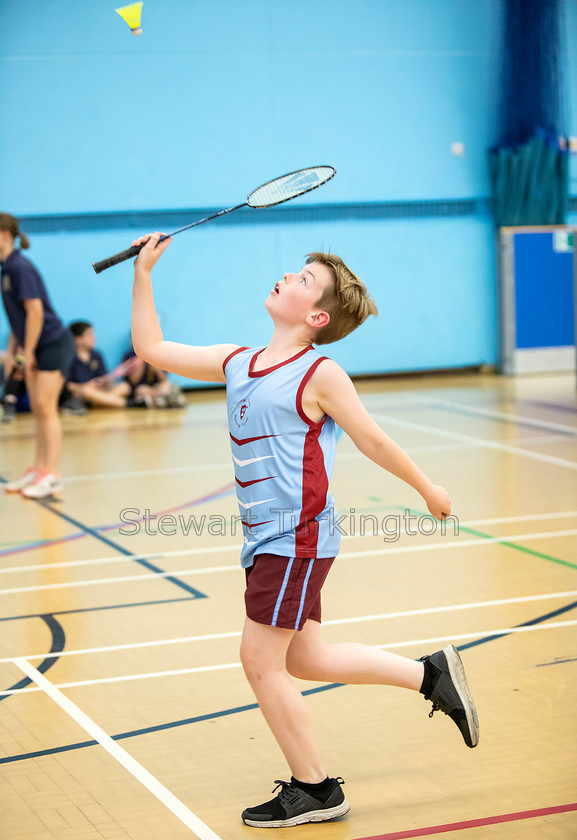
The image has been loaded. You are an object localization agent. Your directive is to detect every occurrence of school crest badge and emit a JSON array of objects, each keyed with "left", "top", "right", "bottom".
[{"left": 233, "top": 397, "right": 251, "bottom": 428}]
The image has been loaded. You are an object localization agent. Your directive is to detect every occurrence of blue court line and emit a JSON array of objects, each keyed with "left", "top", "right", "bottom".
[
  {"left": 0, "top": 683, "right": 341, "bottom": 765},
  {"left": 536, "top": 657, "right": 577, "bottom": 667},
  {"left": 0, "top": 475, "right": 207, "bottom": 599},
  {"left": 0, "top": 482, "right": 235, "bottom": 559},
  {"left": 0, "top": 614, "right": 65, "bottom": 704},
  {"left": 0, "top": 475, "right": 208, "bottom": 708},
  {"left": 2, "top": 597, "right": 575, "bottom": 765},
  {"left": 35, "top": 500, "right": 208, "bottom": 599},
  {"left": 457, "top": 598, "right": 577, "bottom": 651},
  {"left": 0, "top": 595, "right": 198, "bottom": 623}
]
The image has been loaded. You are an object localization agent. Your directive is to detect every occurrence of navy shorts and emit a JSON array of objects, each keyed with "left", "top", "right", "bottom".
[
  {"left": 35, "top": 329, "right": 75, "bottom": 377},
  {"left": 245, "top": 553, "right": 335, "bottom": 631}
]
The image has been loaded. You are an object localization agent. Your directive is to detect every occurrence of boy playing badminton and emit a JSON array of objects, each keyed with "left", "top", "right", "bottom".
[{"left": 131, "top": 232, "right": 479, "bottom": 829}]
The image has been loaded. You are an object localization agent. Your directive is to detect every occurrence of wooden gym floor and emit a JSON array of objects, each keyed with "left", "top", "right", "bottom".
[{"left": 0, "top": 370, "right": 576, "bottom": 840}]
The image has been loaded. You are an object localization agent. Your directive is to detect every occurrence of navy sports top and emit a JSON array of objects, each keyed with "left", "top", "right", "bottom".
[
  {"left": 68, "top": 349, "right": 107, "bottom": 383},
  {"left": 1, "top": 250, "right": 64, "bottom": 348}
]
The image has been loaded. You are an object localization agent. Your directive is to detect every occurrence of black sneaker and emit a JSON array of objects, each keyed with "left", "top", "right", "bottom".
[
  {"left": 1, "top": 400, "right": 17, "bottom": 423},
  {"left": 242, "top": 778, "right": 349, "bottom": 828},
  {"left": 61, "top": 396, "right": 87, "bottom": 416},
  {"left": 421, "top": 644, "right": 479, "bottom": 748},
  {"left": 126, "top": 394, "right": 153, "bottom": 409}
]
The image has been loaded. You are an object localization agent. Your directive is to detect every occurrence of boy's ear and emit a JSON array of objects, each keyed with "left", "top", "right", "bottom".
[{"left": 306, "top": 310, "right": 330, "bottom": 330}]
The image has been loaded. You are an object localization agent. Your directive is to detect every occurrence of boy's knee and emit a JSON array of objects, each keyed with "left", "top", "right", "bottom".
[
  {"left": 240, "top": 633, "right": 285, "bottom": 682},
  {"left": 239, "top": 637, "right": 260, "bottom": 677}
]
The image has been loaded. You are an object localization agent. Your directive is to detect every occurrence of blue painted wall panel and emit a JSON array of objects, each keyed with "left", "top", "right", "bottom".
[
  {"left": 0, "top": 0, "right": 498, "bottom": 213},
  {"left": 0, "top": 213, "right": 497, "bottom": 383},
  {"left": 1, "top": 0, "right": 575, "bottom": 381}
]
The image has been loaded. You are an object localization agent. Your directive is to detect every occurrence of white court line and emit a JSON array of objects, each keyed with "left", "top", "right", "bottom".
[
  {"left": 5, "top": 620, "right": 576, "bottom": 697},
  {"left": 373, "top": 413, "right": 577, "bottom": 471},
  {"left": 3, "top": 511, "right": 576, "bottom": 577},
  {"left": 412, "top": 394, "right": 577, "bottom": 436},
  {"left": 0, "top": 544, "right": 241, "bottom": 575},
  {"left": 0, "top": 564, "right": 237, "bottom": 594},
  {"left": 3, "top": 589, "right": 576, "bottom": 665},
  {"left": 63, "top": 462, "right": 232, "bottom": 483},
  {"left": 461, "top": 510, "right": 577, "bottom": 528},
  {"left": 58, "top": 442, "right": 470, "bottom": 484},
  {"left": 58, "top": 433, "right": 572, "bottom": 485},
  {"left": 13, "top": 658, "right": 223, "bottom": 840},
  {"left": 2, "top": 528, "right": 576, "bottom": 595}
]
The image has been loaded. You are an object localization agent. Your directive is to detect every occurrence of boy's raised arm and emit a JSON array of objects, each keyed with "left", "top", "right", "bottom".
[
  {"left": 130, "top": 232, "right": 239, "bottom": 383},
  {"left": 312, "top": 360, "right": 451, "bottom": 520}
]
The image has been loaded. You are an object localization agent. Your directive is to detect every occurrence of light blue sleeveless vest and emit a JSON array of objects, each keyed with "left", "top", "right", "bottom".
[{"left": 224, "top": 345, "right": 340, "bottom": 568}]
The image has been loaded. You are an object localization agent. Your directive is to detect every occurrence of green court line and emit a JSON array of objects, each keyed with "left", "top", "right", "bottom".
[{"left": 394, "top": 505, "right": 577, "bottom": 571}]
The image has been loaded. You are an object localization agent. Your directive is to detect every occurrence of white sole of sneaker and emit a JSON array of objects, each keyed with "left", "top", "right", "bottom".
[
  {"left": 242, "top": 798, "right": 350, "bottom": 828},
  {"left": 444, "top": 644, "right": 480, "bottom": 748},
  {"left": 4, "top": 475, "right": 38, "bottom": 493},
  {"left": 22, "top": 483, "right": 63, "bottom": 499}
]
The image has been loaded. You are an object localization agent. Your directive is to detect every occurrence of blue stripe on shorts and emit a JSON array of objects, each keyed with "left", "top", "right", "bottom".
[
  {"left": 294, "top": 558, "right": 314, "bottom": 629},
  {"left": 271, "top": 557, "right": 294, "bottom": 627}
]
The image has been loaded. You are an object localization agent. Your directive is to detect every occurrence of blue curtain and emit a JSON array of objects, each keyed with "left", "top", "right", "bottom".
[{"left": 489, "top": 0, "right": 568, "bottom": 227}]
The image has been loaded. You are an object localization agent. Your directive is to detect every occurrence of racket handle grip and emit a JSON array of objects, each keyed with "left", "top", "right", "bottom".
[{"left": 92, "top": 244, "right": 142, "bottom": 274}]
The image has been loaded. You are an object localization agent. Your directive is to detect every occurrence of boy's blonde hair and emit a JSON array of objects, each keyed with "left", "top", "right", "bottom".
[{"left": 307, "top": 252, "right": 378, "bottom": 345}]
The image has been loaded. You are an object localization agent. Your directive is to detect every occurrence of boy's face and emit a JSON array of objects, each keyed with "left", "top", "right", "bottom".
[
  {"left": 76, "top": 327, "right": 96, "bottom": 350},
  {"left": 266, "top": 261, "right": 332, "bottom": 331}
]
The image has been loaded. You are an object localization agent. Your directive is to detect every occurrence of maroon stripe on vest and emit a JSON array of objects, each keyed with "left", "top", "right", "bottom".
[
  {"left": 295, "top": 356, "right": 329, "bottom": 427},
  {"left": 295, "top": 422, "right": 328, "bottom": 557},
  {"left": 248, "top": 345, "right": 313, "bottom": 378},
  {"left": 222, "top": 346, "right": 249, "bottom": 375},
  {"left": 230, "top": 432, "right": 279, "bottom": 446},
  {"left": 236, "top": 476, "right": 278, "bottom": 488},
  {"left": 294, "top": 356, "right": 330, "bottom": 557}
]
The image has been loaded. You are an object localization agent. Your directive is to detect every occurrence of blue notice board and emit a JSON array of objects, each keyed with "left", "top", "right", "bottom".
[
  {"left": 499, "top": 228, "right": 576, "bottom": 374},
  {"left": 514, "top": 231, "right": 574, "bottom": 348}
]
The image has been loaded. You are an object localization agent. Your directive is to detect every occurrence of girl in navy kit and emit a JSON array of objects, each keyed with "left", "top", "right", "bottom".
[
  {"left": 130, "top": 232, "right": 479, "bottom": 829},
  {"left": 0, "top": 214, "right": 74, "bottom": 499}
]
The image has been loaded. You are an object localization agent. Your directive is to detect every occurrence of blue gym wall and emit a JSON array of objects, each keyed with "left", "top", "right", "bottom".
[{"left": 0, "top": 0, "right": 575, "bottom": 383}]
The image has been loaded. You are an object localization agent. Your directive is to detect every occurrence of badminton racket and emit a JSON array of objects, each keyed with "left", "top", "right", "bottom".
[
  {"left": 109, "top": 355, "right": 141, "bottom": 379},
  {"left": 92, "top": 166, "right": 336, "bottom": 273}
]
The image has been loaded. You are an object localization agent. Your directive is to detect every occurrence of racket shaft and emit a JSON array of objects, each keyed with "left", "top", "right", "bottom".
[
  {"left": 92, "top": 244, "right": 142, "bottom": 274},
  {"left": 93, "top": 204, "right": 246, "bottom": 273},
  {"left": 162, "top": 203, "right": 246, "bottom": 239}
]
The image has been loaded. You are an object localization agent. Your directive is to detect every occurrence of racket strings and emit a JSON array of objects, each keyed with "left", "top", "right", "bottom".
[{"left": 248, "top": 166, "right": 335, "bottom": 208}]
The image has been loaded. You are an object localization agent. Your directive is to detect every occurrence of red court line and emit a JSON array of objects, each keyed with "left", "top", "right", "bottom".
[{"left": 354, "top": 802, "right": 577, "bottom": 840}]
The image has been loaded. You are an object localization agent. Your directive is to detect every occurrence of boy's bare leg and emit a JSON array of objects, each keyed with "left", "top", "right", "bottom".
[
  {"left": 240, "top": 617, "right": 327, "bottom": 783},
  {"left": 286, "top": 619, "right": 424, "bottom": 690}
]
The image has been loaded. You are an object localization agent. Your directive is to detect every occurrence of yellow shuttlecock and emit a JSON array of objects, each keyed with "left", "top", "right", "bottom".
[{"left": 115, "top": 2, "right": 143, "bottom": 36}]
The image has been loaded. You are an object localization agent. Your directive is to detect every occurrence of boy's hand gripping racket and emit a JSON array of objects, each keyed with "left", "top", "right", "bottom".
[{"left": 92, "top": 165, "right": 336, "bottom": 273}]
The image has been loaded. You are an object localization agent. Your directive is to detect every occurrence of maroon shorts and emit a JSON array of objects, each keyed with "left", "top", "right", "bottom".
[{"left": 244, "top": 553, "right": 335, "bottom": 631}]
